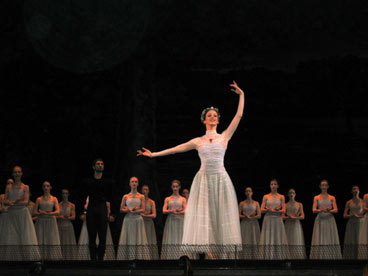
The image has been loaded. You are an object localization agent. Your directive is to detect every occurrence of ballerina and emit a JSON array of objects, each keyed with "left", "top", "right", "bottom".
[
  {"left": 310, "top": 180, "right": 342, "bottom": 259},
  {"left": 343, "top": 185, "right": 364, "bottom": 259},
  {"left": 34, "top": 181, "right": 62, "bottom": 260},
  {"left": 57, "top": 189, "right": 77, "bottom": 260},
  {"left": 358, "top": 192, "right": 368, "bottom": 259},
  {"left": 238, "top": 187, "right": 261, "bottom": 259},
  {"left": 283, "top": 188, "right": 306, "bottom": 259},
  {"left": 141, "top": 185, "right": 159, "bottom": 259},
  {"left": 161, "top": 180, "right": 187, "bottom": 260},
  {"left": 138, "top": 81, "right": 244, "bottom": 256},
  {"left": 0, "top": 166, "right": 39, "bottom": 261},
  {"left": 117, "top": 176, "right": 149, "bottom": 260}
]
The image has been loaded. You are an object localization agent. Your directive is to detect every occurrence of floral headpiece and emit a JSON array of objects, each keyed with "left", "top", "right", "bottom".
[{"left": 200, "top": 106, "right": 220, "bottom": 123}]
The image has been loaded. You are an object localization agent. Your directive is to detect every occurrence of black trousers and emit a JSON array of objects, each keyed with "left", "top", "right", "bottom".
[{"left": 86, "top": 202, "right": 108, "bottom": 261}]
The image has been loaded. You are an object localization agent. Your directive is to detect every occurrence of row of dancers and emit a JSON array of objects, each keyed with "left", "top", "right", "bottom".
[{"left": 0, "top": 166, "right": 367, "bottom": 260}]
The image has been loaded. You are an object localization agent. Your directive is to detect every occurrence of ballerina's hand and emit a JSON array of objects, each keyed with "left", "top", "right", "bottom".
[
  {"left": 230, "top": 80, "right": 244, "bottom": 95},
  {"left": 137, "top": 147, "right": 152, "bottom": 157}
]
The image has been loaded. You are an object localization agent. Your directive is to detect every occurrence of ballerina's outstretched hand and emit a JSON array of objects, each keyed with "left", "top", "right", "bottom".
[
  {"left": 137, "top": 147, "right": 152, "bottom": 157},
  {"left": 230, "top": 80, "right": 244, "bottom": 95}
]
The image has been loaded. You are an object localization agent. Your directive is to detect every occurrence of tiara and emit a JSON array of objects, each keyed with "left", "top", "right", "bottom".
[{"left": 200, "top": 106, "right": 220, "bottom": 122}]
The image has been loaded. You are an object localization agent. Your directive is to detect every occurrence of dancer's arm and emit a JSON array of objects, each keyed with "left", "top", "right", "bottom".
[
  {"left": 363, "top": 194, "right": 368, "bottom": 213},
  {"left": 69, "top": 203, "right": 76, "bottom": 220},
  {"left": 162, "top": 197, "right": 172, "bottom": 214},
  {"left": 238, "top": 202, "right": 245, "bottom": 218},
  {"left": 137, "top": 139, "right": 197, "bottom": 158},
  {"left": 329, "top": 196, "right": 338, "bottom": 213},
  {"left": 48, "top": 197, "right": 60, "bottom": 216},
  {"left": 223, "top": 81, "right": 245, "bottom": 140},
  {"left": 261, "top": 196, "right": 268, "bottom": 213},
  {"left": 142, "top": 200, "right": 156, "bottom": 218},
  {"left": 343, "top": 201, "right": 351, "bottom": 219},
  {"left": 120, "top": 195, "right": 130, "bottom": 213}
]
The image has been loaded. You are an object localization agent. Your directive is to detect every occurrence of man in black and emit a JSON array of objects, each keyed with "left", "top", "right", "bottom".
[{"left": 82, "top": 158, "right": 117, "bottom": 261}]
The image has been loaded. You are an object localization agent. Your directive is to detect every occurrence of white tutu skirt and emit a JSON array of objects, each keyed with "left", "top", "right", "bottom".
[
  {"left": 0, "top": 207, "right": 40, "bottom": 261},
  {"left": 259, "top": 214, "right": 289, "bottom": 260},
  {"left": 284, "top": 219, "right": 306, "bottom": 259},
  {"left": 358, "top": 214, "right": 368, "bottom": 259},
  {"left": 117, "top": 213, "right": 150, "bottom": 260},
  {"left": 238, "top": 218, "right": 260, "bottom": 259},
  {"left": 310, "top": 213, "right": 342, "bottom": 259},
  {"left": 35, "top": 215, "right": 62, "bottom": 260},
  {"left": 57, "top": 219, "right": 77, "bottom": 260},
  {"left": 161, "top": 215, "right": 184, "bottom": 260},
  {"left": 144, "top": 218, "right": 159, "bottom": 259},
  {"left": 77, "top": 221, "right": 115, "bottom": 260},
  {"left": 182, "top": 171, "right": 241, "bottom": 254}
]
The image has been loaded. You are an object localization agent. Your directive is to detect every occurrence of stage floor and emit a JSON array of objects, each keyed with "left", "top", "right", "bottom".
[{"left": 1, "top": 260, "right": 366, "bottom": 276}]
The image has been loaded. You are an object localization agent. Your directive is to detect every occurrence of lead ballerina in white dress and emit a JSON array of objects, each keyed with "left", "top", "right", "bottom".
[
  {"left": 238, "top": 187, "right": 261, "bottom": 259},
  {"left": 138, "top": 81, "right": 244, "bottom": 257},
  {"left": 283, "top": 188, "right": 306, "bottom": 259},
  {"left": 310, "top": 180, "right": 342, "bottom": 259}
]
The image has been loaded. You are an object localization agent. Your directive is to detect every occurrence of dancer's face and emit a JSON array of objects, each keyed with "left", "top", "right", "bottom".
[
  {"left": 6, "top": 178, "right": 14, "bottom": 185},
  {"left": 270, "top": 180, "right": 278, "bottom": 191},
  {"left": 61, "top": 189, "right": 69, "bottom": 200},
  {"left": 93, "top": 161, "right": 104, "bottom": 173},
  {"left": 245, "top": 187, "right": 253, "bottom": 198},
  {"left": 203, "top": 110, "right": 219, "bottom": 126},
  {"left": 182, "top": 189, "right": 189, "bottom": 199},
  {"left": 320, "top": 181, "right": 329, "bottom": 192},
  {"left": 12, "top": 166, "right": 23, "bottom": 180},
  {"left": 129, "top": 177, "right": 139, "bottom": 189},
  {"left": 352, "top": 186, "right": 359, "bottom": 197},
  {"left": 288, "top": 189, "right": 296, "bottom": 199},
  {"left": 42, "top": 181, "right": 52, "bottom": 193},
  {"left": 142, "top": 185, "right": 149, "bottom": 196},
  {"left": 171, "top": 182, "right": 180, "bottom": 193}
]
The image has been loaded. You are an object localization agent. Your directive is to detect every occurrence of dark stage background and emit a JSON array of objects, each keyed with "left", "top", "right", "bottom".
[{"left": 1, "top": 0, "right": 368, "bottom": 247}]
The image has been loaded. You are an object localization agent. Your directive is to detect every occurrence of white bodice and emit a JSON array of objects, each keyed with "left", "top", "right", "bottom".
[
  {"left": 349, "top": 200, "right": 363, "bottom": 216},
  {"left": 8, "top": 185, "right": 26, "bottom": 202},
  {"left": 145, "top": 200, "right": 152, "bottom": 212},
  {"left": 198, "top": 144, "right": 226, "bottom": 174},
  {"left": 168, "top": 197, "right": 183, "bottom": 210},
  {"left": 318, "top": 199, "right": 332, "bottom": 209},
  {"left": 242, "top": 202, "right": 257, "bottom": 216},
  {"left": 126, "top": 197, "right": 141, "bottom": 209},
  {"left": 286, "top": 203, "right": 300, "bottom": 216},
  {"left": 39, "top": 199, "right": 54, "bottom": 212},
  {"left": 60, "top": 203, "right": 72, "bottom": 216},
  {"left": 266, "top": 197, "right": 281, "bottom": 209}
]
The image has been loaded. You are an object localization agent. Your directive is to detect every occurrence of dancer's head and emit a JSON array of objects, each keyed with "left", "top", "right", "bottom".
[
  {"left": 171, "top": 179, "right": 181, "bottom": 193},
  {"left": 6, "top": 178, "right": 14, "bottom": 186},
  {"left": 129, "top": 176, "right": 139, "bottom": 189},
  {"left": 92, "top": 158, "right": 104, "bottom": 173},
  {"left": 245, "top": 187, "right": 253, "bottom": 199},
  {"left": 42, "top": 181, "right": 52, "bottom": 193},
  {"left": 61, "top": 189, "right": 70, "bottom": 201},
  {"left": 12, "top": 166, "right": 23, "bottom": 180},
  {"left": 270, "top": 179, "right": 279, "bottom": 192},
  {"left": 288, "top": 188, "right": 296, "bottom": 200},
  {"left": 201, "top": 107, "right": 220, "bottom": 127},
  {"left": 351, "top": 185, "right": 360, "bottom": 197},
  {"left": 319, "top": 179, "right": 329, "bottom": 192},
  {"left": 142, "top": 185, "right": 149, "bottom": 196},
  {"left": 182, "top": 188, "right": 189, "bottom": 199}
]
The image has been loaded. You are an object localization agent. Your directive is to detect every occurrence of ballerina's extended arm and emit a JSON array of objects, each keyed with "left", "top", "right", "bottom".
[
  {"left": 137, "top": 139, "right": 197, "bottom": 158},
  {"left": 223, "top": 81, "right": 245, "bottom": 140}
]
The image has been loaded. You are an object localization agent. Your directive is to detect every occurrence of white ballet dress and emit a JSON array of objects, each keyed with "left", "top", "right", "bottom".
[
  {"left": 343, "top": 200, "right": 363, "bottom": 259},
  {"left": 152, "top": 130, "right": 241, "bottom": 254},
  {"left": 239, "top": 202, "right": 260, "bottom": 259},
  {"left": 284, "top": 203, "right": 306, "bottom": 259}
]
